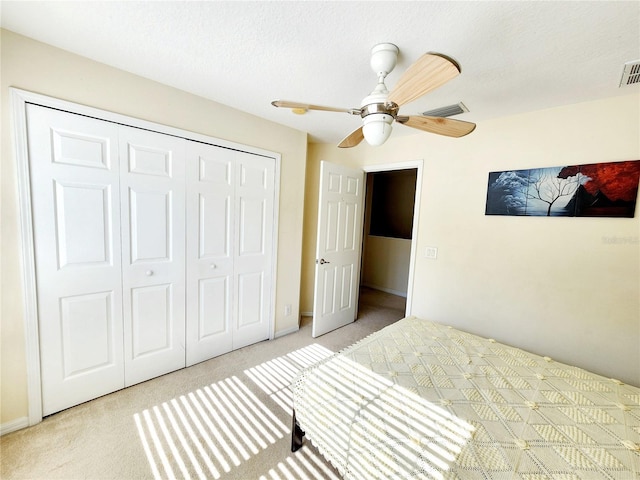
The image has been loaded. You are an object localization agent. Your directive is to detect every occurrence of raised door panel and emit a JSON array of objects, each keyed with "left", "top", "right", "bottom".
[
  {"left": 237, "top": 272, "right": 263, "bottom": 328},
  {"left": 339, "top": 264, "right": 355, "bottom": 311},
  {"left": 59, "top": 292, "right": 116, "bottom": 377},
  {"left": 26, "top": 104, "right": 125, "bottom": 415},
  {"left": 323, "top": 200, "right": 340, "bottom": 253},
  {"left": 342, "top": 200, "right": 359, "bottom": 251},
  {"left": 119, "top": 126, "right": 186, "bottom": 386},
  {"left": 232, "top": 155, "right": 275, "bottom": 350},
  {"left": 198, "top": 277, "right": 230, "bottom": 335},
  {"left": 131, "top": 284, "right": 173, "bottom": 357},
  {"left": 185, "top": 143, "right": 234, "bottom": 366},
  {"left": 320, "top": 267, "right": 336, "bottom": 316},
  {"left": 54, "top": 181, "right": 113, "bottom": 268},
  {"left": 129, "top": 189, "right": 171, "bottom": 262},
  {"left": 238, "top": 197, "right": 266, "bottom": 255},
  {"left": 199, "top": 192, "right": 231, "bottom": 258}
]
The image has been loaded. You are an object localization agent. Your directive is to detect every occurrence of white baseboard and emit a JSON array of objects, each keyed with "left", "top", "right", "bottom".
[
  {"left": 274, "top": 325, "right": 300, "bottom": 338},
  {"left": 299, "top": 311, "right": 313, "bottom": 318},
  {"left": 361, "top": 284, "right": 407, "bottom": 298},
  {"left": 1, "top": 416, "right": 29, "bottom": 436}
]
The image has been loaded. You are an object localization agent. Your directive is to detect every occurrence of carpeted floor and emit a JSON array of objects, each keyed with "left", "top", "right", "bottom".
[{"left": 1, "top": 288, "right": 405, "bottom": 479}]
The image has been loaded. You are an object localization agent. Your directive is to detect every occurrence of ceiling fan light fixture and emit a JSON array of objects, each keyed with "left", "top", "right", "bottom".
[
  {"left": 272, "top": 43, "right": 475, "bottom": 147},
  {"left": 362, "top": 113, "right": 393, "bottom": 146}
]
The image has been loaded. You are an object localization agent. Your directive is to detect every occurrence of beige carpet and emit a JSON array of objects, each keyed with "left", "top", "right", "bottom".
[{"left": 1, "top": 288, "right": 405, "bottom": 479}]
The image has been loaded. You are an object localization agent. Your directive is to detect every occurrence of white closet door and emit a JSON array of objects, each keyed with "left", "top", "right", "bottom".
[
  {"left": 185, "top": 142, "right": 234, "bottom": 366},
  {"left": 119, "top": 127, "right": 186, "bottom": 386},
  {"left": 26, "top": 105, "right": 125, "bottom": 415},
  {"left": 233, "top": 152, "right": 275, "bottom": 349}
]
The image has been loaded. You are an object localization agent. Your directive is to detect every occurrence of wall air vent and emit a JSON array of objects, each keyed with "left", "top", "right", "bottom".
[
  {"left": 620, "top": 60, "right": 640, "bottom": 87},
  {"left": 422, "top": 102, "right": 469, "bottom": 117}
]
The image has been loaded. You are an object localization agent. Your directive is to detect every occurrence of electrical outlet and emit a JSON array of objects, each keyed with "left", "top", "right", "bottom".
[
  {"left": 284, "top": 304, "right": 292, "bottom": 316},
  {"left": 425, "top": 246, "right": 438, "bottom": 259}
]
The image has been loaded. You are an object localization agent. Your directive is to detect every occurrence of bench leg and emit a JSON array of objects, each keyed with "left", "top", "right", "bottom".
[{"left": 291, "top": 409, "right": 305, "bottom": 452}]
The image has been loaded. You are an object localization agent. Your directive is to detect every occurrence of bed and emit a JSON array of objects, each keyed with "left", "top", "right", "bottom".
[{"left": 291, "top": 316, "right": 640, "bottom": 479}]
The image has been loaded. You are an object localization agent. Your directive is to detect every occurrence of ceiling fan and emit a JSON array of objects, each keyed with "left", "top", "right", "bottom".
[{"left": 271, "top": 43, "right": 476, "bottom": 148}]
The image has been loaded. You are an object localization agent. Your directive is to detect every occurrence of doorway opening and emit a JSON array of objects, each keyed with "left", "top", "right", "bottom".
[
  {"left": 359, "top": 167, "right": 418, "bottom": 319},
  {"left": 308, "top": 159, "right": 422, "bottom": 338}
]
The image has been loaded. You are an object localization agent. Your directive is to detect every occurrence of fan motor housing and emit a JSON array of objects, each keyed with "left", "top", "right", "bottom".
[
  {"left": 360, "top": 87, "right": 399, "bottom": 119},
  {"left": 360, "top": 102, "right": 399, "bottom": 119}
]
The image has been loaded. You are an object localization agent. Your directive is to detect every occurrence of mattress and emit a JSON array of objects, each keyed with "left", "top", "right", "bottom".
[{"left": 292, "top": 316, "right": 640, "bottom": 479}]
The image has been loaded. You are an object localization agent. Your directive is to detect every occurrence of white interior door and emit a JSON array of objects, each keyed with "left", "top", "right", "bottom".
[
  {"left": 312, "top": 161, "right": 365, "bottom": 337},
  {"left": 119, "top": 126, "right": 186, "bottom": 386},
  {"left": 232, "top": 152, "right": 275, "bottom": 349},
  {"left": 185, "top": 142, "right": 234, "bottom": 366},
  {"left": 27, "top": 105, "right": 126, "bottom": 415}
]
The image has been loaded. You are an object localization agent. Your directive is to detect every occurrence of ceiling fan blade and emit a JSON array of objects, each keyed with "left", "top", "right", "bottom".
[
  {"left": 387, "top": 53, "right": 460, "bottom": 107},
  {"left": 271, "top": 100, "right": 359, "bottom": 115},
  {"left": 338, "top": 126, "right": 364, "bottom": 148},
  {"left": 397, "top": 115, "right": 476, "bottom": 138}
]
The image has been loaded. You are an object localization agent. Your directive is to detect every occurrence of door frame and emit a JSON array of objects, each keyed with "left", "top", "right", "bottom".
[
  {"left": 362, "top": 160, "right": 423, "bottom": 317},
  {"left": 10, "top": 88, "right": 281, "bottom": 425}
]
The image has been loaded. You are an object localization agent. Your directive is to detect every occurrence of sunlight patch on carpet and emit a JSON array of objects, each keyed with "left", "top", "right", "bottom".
[
  {"left": 134, "top": 375, "right": 289, "bottom": 480},
  {"left": 245, "top": 343, "right": 335, "bottom": 413}
]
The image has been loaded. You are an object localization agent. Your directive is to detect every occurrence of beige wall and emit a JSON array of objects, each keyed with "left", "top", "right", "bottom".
[
  {"left": 362, "top": 236, "right": 411, "bottom": 296},
  {"left": 303, "top": 93, "right": 640, "bottom": 386},
  {"left": 0, "top": 30, "right": 307, "bottom": 425}
]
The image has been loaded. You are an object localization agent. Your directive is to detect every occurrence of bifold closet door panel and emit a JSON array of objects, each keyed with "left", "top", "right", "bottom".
[
  {"left": 26, "top": 105, "right": 126, "bottom": 415},
  {"left": 185, "top": 145, "right": 276, "bottom": 363},
  {"left": 185, "top": 142, "right": 234, "bottom": 366},
  {"left": 119, "top": 126, "right": 187, "bottom": 386},
  {"left": 232, "top": 152, "right": 275, "bottom": 350}
]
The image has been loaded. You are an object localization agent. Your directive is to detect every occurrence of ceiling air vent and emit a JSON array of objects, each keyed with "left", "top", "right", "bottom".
[
  {"left": 620, "top": 60, "right": 640, "bottom": 87},
  {"left": 422, "top": 102, "right": 469, "bottom": 117}
]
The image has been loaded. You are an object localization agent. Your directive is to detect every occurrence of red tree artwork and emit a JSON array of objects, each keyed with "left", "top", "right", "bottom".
[{"left": 559, "top": 161, "right": 640, "bottom": 202}]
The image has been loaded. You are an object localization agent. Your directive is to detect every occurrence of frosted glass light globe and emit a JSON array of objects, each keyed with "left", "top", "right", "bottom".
[{"left": 362, "top": 114, "right": 393, "bottom": 146}]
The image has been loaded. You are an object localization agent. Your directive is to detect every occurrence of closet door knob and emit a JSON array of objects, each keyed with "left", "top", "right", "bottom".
[
  {"left": 210, "top": 263, "right": 217, "bottom": 269},
  {"left": 145, "top": 270, "right": 154, "bottom": 276}
]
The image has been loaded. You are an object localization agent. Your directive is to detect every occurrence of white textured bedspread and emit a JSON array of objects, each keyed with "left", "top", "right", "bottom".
[{"left": 292, "top": 316, "right": 640, "bottom": 479}]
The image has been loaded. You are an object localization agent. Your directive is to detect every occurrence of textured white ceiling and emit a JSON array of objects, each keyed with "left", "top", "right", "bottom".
[{"left": 2, "top": 1, "right": 639, "bottom": 144}]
